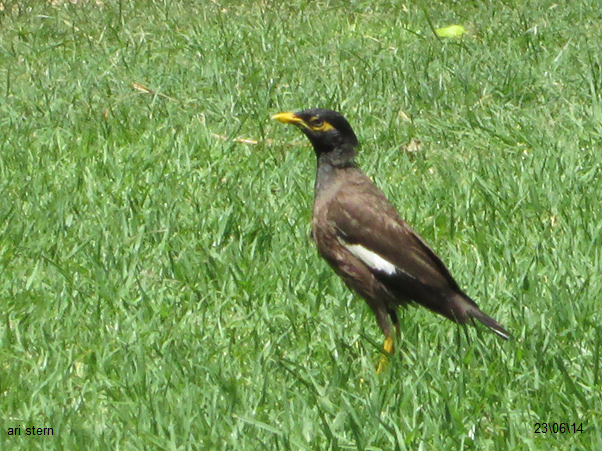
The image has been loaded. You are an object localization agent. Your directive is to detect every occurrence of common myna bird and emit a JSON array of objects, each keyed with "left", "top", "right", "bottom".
[{"left": 272, "top": 108, "right": 510, "bottom": 368}]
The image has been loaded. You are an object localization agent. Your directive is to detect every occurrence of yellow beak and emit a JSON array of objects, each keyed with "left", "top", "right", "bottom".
[{"left": 271, "top": 112, "right": 307, "bottom": 128}]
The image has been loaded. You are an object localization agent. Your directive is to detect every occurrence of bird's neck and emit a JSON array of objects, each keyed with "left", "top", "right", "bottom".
[
  {"left": 314, "top": 147, "right": 358, "bottom": 194},
  {"left": 317, "top": 145, "right": 357, "bottom": 169}
]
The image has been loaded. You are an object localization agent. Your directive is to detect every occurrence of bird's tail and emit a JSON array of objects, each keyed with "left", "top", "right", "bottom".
[{"left": 450, "top": 294, "right": 511, "bottom": 340}]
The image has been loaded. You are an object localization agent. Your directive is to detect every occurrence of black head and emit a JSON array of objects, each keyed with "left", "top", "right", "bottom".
[{"left": 272, "top": 108, "right": 359, "bottom": 159}]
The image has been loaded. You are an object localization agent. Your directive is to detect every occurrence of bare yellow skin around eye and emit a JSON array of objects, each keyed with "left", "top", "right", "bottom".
[
  {"left": 271, "top": 112, "right": 335, "bottom": 132},
  {"left": 308, "top": 116, "right": 335, "bottom": 132}
]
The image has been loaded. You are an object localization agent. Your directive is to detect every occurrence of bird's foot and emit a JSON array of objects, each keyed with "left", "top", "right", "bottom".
[{"left": 376, "top": 336, "right": 394, "bottom": 373}]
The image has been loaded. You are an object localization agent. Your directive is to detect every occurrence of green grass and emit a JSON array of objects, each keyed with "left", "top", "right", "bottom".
[{"left": 1, "top": 0, "right": 601, "bottom": 449}]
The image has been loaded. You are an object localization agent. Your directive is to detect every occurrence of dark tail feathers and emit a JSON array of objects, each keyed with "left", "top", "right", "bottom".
[
  {"left": 469, "top": 308, "right": 511, "bottom": 340},
  {"left": 451, "top": 294, "right": 511, "bottom": 340}
]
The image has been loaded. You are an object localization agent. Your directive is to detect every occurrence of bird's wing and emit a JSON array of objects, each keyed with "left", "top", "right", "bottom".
[{"left": 326, "top": 178, "right": 461, "bottom": 295}]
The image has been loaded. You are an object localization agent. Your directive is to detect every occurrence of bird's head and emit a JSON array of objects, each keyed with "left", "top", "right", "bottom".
[{"left": 272, "top": 108, "right": 359, "bottom": 161}]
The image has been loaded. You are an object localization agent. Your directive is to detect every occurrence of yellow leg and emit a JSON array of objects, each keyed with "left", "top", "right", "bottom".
[
  {"left": 383, "top": 335, "right": 395, "bottom": 354},
  {"left": 376, "top": 335, "right": 395, "bottom": 374}
]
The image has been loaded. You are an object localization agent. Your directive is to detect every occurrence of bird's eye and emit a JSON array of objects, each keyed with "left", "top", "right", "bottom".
[{"left": 310, "top": 119, "right": 324, "bottom": 128}]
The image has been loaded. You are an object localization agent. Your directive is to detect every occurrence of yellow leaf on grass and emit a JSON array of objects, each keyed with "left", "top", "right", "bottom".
[{"left": 435, "top": 25, "right": 466, "bottom": 38}]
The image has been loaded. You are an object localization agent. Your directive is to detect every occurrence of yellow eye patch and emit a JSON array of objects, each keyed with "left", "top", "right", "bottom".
[
  {"left": 308, "top": 116, "right": 335, "bottom": 132},
  {"left": 272, "top": 112, "right": 335, "bottom": 132}
]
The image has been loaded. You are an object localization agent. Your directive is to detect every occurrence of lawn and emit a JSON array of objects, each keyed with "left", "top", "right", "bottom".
[{"left": 0, "top": 0, "right": 601, "bottom": 449}]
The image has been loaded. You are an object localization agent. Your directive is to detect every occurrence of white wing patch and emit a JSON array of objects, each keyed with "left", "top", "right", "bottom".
[{"left": 338, "top": 237, "right": 397, "bottom": 275}]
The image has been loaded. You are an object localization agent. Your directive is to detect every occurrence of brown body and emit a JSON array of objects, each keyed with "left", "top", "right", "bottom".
[
  {"left": 272, "top": 108, "right": 509, "bottom": 362},
  {"left": 312, "top": 165, "right": 504, "bottom": 341}
]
